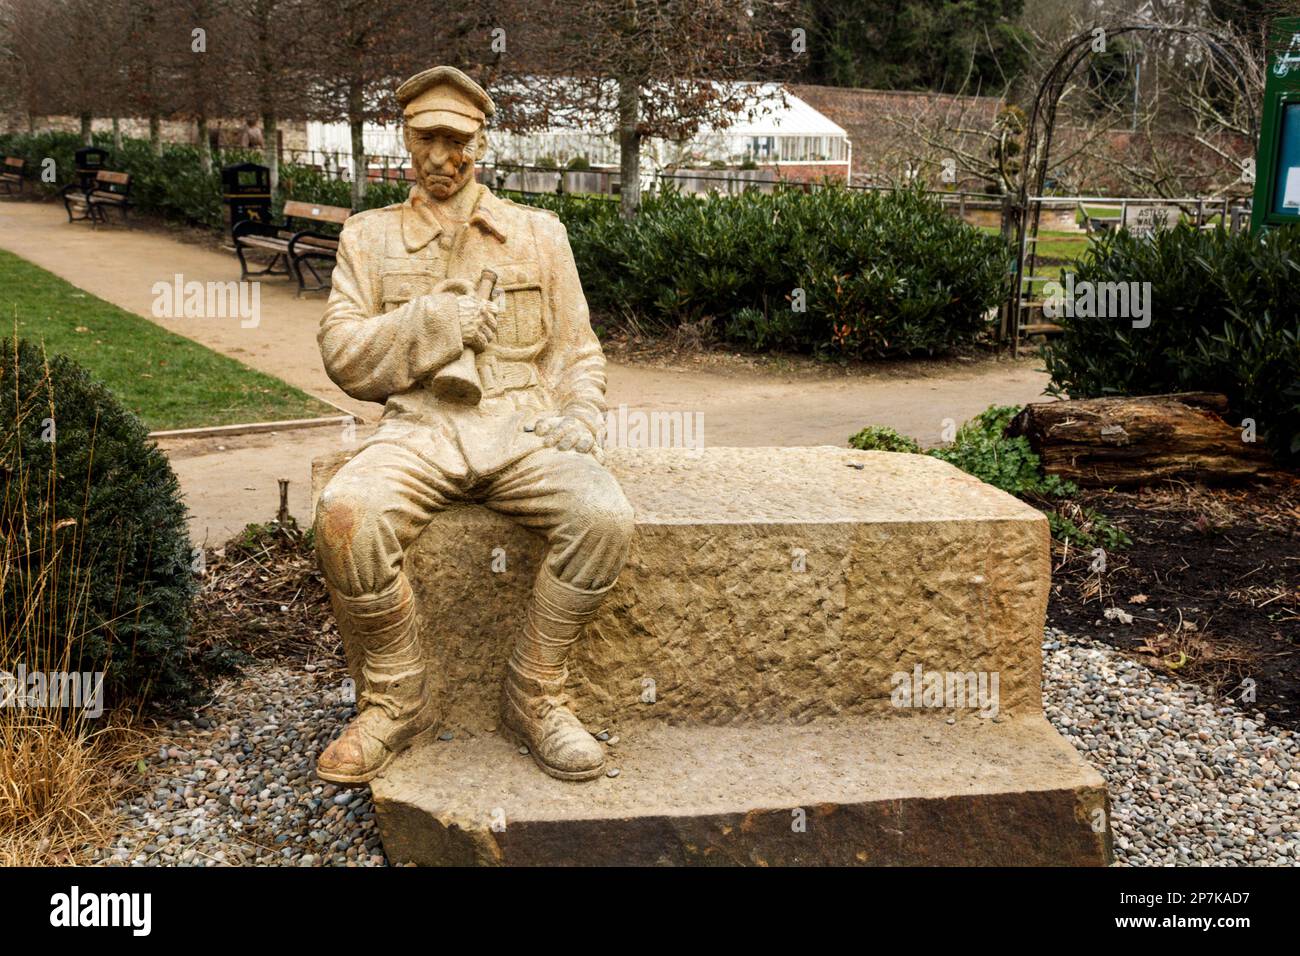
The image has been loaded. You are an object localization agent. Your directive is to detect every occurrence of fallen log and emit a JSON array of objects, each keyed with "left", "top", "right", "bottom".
[{"left": 1007, "top": 392, "right": 1273, "bottom": 487}]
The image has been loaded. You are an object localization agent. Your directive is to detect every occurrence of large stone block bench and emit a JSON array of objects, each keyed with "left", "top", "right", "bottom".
[{"left": 311, "top": 446, "right": 1111, "bottom": 866}]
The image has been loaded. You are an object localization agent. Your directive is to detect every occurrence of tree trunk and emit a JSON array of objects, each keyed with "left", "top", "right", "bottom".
[
  {"left": 350, "top": 115, "right": 367, "bottom": 209},
  {"left": 149, "top": 113, "right": 162, "bottom": 156},
  {"left": 197, "top": 114, "right": 212, "bottom": 173},
  {"left": 1008, "top": 393, "right": 1273, "bottom": 487},
  {"left": 80, "top": 112, "right": 92, "bottom": 146},
  {"left": 617, "top": 74, "right": 641, "bottom": 219},
  {"left": 1000, "top": 194, "right": 1018, "bottom": 243},
  {"left": 112, "top": 117, "right": 121, "bottom": 153},
  {"left": 263, "top": 110, "right": 279, "bottom": 198}
]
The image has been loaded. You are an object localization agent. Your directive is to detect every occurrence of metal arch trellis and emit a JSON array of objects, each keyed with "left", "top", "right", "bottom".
[{"left": 1006, "top": 21, "right": 1262, "bottom": 356}]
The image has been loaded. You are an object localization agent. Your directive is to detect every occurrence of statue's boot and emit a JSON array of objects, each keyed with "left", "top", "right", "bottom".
[
  {"left": 502, "top": 569, "right": 612, "bottom": 781},
  {"left": 317, "top": 577, "right": 435, "bottom": 785}
]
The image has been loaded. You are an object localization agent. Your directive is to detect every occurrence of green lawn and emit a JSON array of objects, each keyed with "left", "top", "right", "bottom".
[
  {"left": 1078, "top": 203, "right": 1121, "bottom": 222},
  {"left": 1027, "top": 231, "right": 1092, "bottom": 262},
  {"left": 0, "top": 249, "right": 335, "bottom": 430},
  {"left": 978, "top": 225, "right": 1094, "bottom": 261}
]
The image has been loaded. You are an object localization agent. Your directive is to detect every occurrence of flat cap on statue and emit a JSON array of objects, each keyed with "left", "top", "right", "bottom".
[{"left": 396, "top": 66, "right": 496, "bottom": 134}]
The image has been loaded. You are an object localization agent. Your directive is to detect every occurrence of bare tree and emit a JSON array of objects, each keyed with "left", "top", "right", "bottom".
[
  {"left": 887, "top": 25, "right": 1114, "bottom": 201},
  {"left": 303, "top": 0, "right": 498, "bottom": 208},
  {"left": 505, "top": 0, "right": 797, "bottom": 217},
  {"left": 167, "top": 0, "right": 232, "bottom": 172},
  {"left": 228, "top": 0, "right": 313, "bottom": 195},
  {"left": 21, "top": 0, "right": 120, "bottom": 143},
  {"left": 119, "top": 0, "right": 172, "bottom": 155},
  {"left": 1065, "top": 13, "right": 1265, "bottom": 197},
  {"left": 0, "top": 0, "right": 60, "bottom": 129}
]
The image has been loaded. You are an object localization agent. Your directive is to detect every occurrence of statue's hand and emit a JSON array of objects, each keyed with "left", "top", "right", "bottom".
[
  {"left": 527, "top": 415, "right": 602, "bottom": 459},
  {"left": 455, "top": 292, "right": 500, "bottom": 353}
]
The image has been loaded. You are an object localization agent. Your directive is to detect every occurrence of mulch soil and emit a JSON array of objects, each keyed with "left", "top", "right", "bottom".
[
  {"left": 189, "top": 521, "right": 339, "bottom": 668},
  {"left": 1048, "top": 477, "right": 1300, "bottom": 731}
]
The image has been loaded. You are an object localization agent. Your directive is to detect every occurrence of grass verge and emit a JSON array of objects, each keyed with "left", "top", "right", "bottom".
[{"left": 0, "top": 248, "right": 334, "bottom": 430}]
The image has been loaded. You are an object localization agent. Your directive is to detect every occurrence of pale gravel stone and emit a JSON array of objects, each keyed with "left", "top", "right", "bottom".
[
  {"left": 92, "top": 665, "right": 385, "bottom": 867},
  {"left": 1043, "top": 627, "right": 1300, "bottom": 867}
]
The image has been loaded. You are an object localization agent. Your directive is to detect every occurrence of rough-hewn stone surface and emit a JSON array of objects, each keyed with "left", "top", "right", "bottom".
[
  {"left": 373, "top": 715, "right": 1111, "bottom": 866},
  {"left": 312, "top": 446, "right": 1050, "bottom": 732}
]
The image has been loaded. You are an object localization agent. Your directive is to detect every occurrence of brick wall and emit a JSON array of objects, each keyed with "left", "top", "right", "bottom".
[{"left": 763, "top": 162, "right": 849, "bottom": 183}]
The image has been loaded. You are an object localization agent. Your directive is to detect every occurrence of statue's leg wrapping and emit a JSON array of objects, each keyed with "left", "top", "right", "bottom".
[
  {"left": 486, "top": 448, "right": 634, "bottom": 781},
  {"left": 314, "top": 442, "right": 453, "bottom": 783},
  {"left": 317, "top": 577, "right": 435, "bottom": 783},
  {"left": 502, "top": 570, "right": 617, "bottom": 780}
]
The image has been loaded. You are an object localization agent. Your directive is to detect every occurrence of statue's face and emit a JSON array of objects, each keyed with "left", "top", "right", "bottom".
[{"left": 407, "top": 127, "right": 476, "bottom": 200}]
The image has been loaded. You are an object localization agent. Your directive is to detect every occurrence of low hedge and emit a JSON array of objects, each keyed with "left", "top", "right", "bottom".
[
  {"left": 0, "top": 131, "right": 406, "bottom": 229},
  {"left": 1043, "top": 224, "right": 1300, "bottom": 462},
  {"left": 561, "top": 186, "right": 1010, "bottom": 358}
]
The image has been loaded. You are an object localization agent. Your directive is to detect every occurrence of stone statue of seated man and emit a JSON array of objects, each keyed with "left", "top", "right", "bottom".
[{"left": 313, "top": 65, "right": 633, "bottom": 785}]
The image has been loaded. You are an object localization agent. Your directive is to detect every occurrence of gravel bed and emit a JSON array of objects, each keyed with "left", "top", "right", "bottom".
[
  {"left": 94, "top": 631, "right": 1300, "bottom": 866},
  {"left": 1044, "top": 628, "right": 1299, "bottom": 866},
  {"left": 94, "top": 663, "right": 384, "bottom": 866}
]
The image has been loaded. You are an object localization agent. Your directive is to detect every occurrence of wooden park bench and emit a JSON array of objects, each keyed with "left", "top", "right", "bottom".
[
  {"left": 232, "top": 199, "right": 350, "bottom": 295},
  {"left": 0, "top": 157, "right": 25, "bottom": 195},
  {"left": 62, "top": 170, "right": 133, "bottom": 224}
]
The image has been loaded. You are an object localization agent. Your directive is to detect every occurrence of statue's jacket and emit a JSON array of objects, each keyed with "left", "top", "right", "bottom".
[{"left": 320, "top": 182, "right": 607, "bottom": 480}]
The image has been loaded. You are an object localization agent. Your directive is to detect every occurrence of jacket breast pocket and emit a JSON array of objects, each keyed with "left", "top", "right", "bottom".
[
  {"left": 494, "top": 262, "right": 545, "bottom": 347},
  {"left": 380, "top": 272, "right": 432, "bottom": 313}
]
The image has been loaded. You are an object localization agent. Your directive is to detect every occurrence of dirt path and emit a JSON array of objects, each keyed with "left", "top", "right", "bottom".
[{"left": 0, "top": 198, "right": 1053, "bottom": 543}]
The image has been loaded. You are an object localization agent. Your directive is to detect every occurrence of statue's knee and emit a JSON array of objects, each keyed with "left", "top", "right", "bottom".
[
  {"left": 585, "top": 490, "right": 635, "bottom": 549},
  {"left": 315, "top": 485, "right": 373, "bottom": 586},
  {"left": 315, "top": 482, "right": 407, "bottom": 595},
  {"left": 315, "top": 486, "right": 363, "bottom": 552}
]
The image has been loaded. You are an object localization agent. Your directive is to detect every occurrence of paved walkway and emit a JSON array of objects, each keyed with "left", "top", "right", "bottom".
[{"left": 0, "top": 198, "right": 1053, "bottom": 545}]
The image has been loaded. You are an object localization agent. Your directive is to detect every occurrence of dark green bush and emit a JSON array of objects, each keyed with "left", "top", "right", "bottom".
[
  {"left": 847, "top": 425, "right": 922, "bottom": 453},
  {"left": 504, "top": 190, "right": 620, "bottom": 229},
  {"left": 0, "top": 131, "right": 226, "bottom": 227},
  {"left": 1043, "top": 224, "right": 1300, "bottom": 461},
  {"left": 0, "top": 130, "right": 81, "bottom": 194},
  {"left": 523, "top": 185, "right": 1010, "bottom": 358},
  {"left": 0, "top": 339, "right": 204, "bottom": 708}
]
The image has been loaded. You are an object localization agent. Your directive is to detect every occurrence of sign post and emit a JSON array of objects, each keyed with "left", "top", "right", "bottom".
[{"left": 1252, "top": 17, "right": 1300, "bottom": 233}]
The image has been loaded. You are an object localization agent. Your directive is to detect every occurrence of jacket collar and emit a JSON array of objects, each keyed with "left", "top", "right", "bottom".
[{"left": 402, "top": 180, "right": 508, "bottom": 252}]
